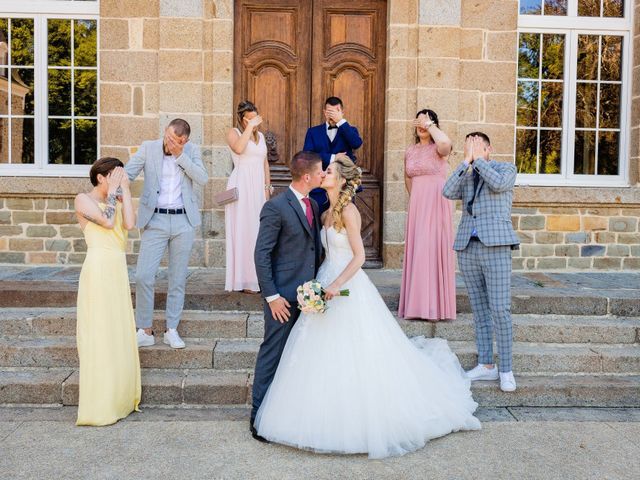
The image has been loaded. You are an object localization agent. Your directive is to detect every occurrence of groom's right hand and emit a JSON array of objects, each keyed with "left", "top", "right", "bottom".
[{"left": 269, "top": 297, "right": 291, "bottom": 323}]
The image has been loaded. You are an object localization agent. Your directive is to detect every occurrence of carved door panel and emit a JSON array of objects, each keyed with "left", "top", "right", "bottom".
[
  {"left": 234, "top": 0, "right": 311, "bottom": 182},
  {"left": 234, "top": 0, "right": 386, "bottom": 263},
  {"left": 312, "top": 0, "right": 386, "bottom": 263}
]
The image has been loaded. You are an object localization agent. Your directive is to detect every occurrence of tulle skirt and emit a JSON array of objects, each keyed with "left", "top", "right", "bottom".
[{"left": 255, "top": 258, "right": 481, "bottom": 459}]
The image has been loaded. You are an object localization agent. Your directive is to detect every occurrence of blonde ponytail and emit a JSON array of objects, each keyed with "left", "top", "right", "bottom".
[{"left": 331, "top": 154, "right": 362, "bottom": 231}]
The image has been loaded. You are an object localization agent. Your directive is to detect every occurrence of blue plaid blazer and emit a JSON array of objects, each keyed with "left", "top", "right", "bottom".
[{"left": 443, "top": 158, "right": 520, "bottom": 251}]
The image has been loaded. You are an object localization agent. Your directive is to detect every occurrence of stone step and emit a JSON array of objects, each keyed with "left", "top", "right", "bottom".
[
  {"left": 1, "top": 308, "right": 638, "bottom": 344},
  {"left": 1, "top": 336, "right": 638, "bottom": 374},
  {"left": 1, "top": 278, "right": 638, "bottom": 316},
  {"left": 1, "top": 368, "right": 638, "bottom": 408}
]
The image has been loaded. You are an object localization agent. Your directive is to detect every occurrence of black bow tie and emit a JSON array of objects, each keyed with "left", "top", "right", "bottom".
[{"left": 327, "top": 125, "right": 338, "bottom": 130}]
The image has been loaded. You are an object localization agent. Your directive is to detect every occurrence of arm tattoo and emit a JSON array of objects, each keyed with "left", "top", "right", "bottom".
[
  {"left": 115, "top": 186, "right": 123, "bottom": 197},
  {"left": 81, "top": 213, "right": 101, "bottom": 225},
  {"left": 103, "top": 193, "right": 117, "bottom": 220}
]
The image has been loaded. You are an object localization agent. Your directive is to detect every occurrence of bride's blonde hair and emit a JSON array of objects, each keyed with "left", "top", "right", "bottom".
[{"left": 331, "top": 154, "right": 362, "bottom": 231}]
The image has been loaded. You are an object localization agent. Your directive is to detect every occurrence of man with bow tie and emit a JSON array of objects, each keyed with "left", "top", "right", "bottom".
[{"left": 303, "top": 96, "right": 363, "bottom": 214}]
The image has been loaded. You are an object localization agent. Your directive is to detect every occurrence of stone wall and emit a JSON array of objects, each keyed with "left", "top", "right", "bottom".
[{"left": 0, "top": 0, "right": 638, "bottom": 270}]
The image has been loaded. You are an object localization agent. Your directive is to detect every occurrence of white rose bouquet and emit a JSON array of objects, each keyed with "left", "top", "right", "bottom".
[{"left": 296, "top": 279, "right": 349, "bottom": 314}]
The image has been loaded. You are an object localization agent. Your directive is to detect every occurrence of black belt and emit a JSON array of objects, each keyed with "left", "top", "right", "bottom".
[{"left": 154, "top": 208, "right": 185, "bottom": 214}]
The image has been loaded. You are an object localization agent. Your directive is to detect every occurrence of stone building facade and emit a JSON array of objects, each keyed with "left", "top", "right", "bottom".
[{"left": 0, "top": 0, "right": 638, "bottom": 270}]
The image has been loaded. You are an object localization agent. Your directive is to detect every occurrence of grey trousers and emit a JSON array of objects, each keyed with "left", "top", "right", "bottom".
[
  {"left": 251, "top": 300, "right": 300, "bottom": 423},
  {"left": 457, "top": 239, "right": 514, "bottom": 373},
  {"left": 135, "top": 212, "right": 195, "bottom": 330}
]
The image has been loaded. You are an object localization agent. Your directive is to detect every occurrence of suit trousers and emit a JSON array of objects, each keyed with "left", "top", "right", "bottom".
[
  {"left": 251, "top": 301, "right": 301, "bottom": 422},
  {"left": 135, "top": 213, "right": 195, "bottom": 330},
  {"left": 457, "top": 240, "right": 513, "bottom": 372}
]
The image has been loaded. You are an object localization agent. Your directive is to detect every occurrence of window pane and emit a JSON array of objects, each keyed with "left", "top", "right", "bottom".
[
  {"left": 0, "top": 78, "right": 7, "bottom": 114},
  {"left": 599, "top": 83, "right": 621, "bottom": 128},
  {"left": 0, "top": 117, "right": 7, "bottom": 163},
  {"left": 603, "top": 0, "right": 624, "bottom": 17},
  {"left": 11, "top": 117, "right": 34, "bottom": 164},
  {"left": 0, "top": 19, "right": 7, "bottom": 66},
  {"left": 544, "top": 0, "right": 567, "bottom": 15},
  {"left": 11, "top": 68, "right": 35, "bottom": 116},
  {"left": 48, "top": 69, "right": 71, "bottom": 116},
  {"left": 48, "top": 19, "right": 72, "bottom": 67},
  {"left": 49, "top": 119, "right": 72, "bottom": 164},
  {"left": 601, "top": 36, "right": 622, "bottom": 81},
  {"left": 520, "top": 0, "right": 542, "bottom": 14},
  {"left": 577, "top": 35, "right": 599, "bottom": 80},
  {"left": 516, "top": 129, "right": 538, "bottom": 173},
  {"left": 541, "top": 34, "right": 564, "bottom": 80},
  {"left": 518, "top": 33, "right": 540, "bottom": 78},
  {"left": 10, "top": 18, "right": 34, "bottom": 67},
  {"left": 74, "top": 20, "right": 97, "bottom": 67},
  {"left": 597, "top": 131, "right": 619, "bottom": 175},
  {"left": 539, "top": 129, "right": 561, "bottom": 173},
  {"left": 74, "top": 70, "right": 97, "bottom": 116},
  {"left": 517, "top": 81, "right": 539, "bottom": 127},
  {"left": 74, "top": 119, "right": 97, "bottom": 165},
  {"left": 575, "top": 83, "right": 598, "bottom": 128},
  {"left": 540, "top": 82, "right": 563, "bottom": 127},
  {"left": 578, "top": 0, "right": 601, "bottom": 16},
  {"left": 574, "top": 130, "right": 595, "bottom": 174}
]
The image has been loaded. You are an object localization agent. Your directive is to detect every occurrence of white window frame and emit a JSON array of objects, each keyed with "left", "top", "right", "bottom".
[
  {"left": 516, "top": 0, "right": 633, "bottom": 187},
  {"left": 0, "top": 0, "right": 99, "bottom": 177}
]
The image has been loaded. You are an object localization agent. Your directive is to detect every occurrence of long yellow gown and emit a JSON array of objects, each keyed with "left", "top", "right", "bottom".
[{"left": 76, "top": 202, "right": 141, "bottom": 426}]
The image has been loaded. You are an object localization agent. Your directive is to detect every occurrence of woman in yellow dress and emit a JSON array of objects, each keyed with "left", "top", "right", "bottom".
[{"left": 74, "top": 157, "right": 141, "bottom": 426}]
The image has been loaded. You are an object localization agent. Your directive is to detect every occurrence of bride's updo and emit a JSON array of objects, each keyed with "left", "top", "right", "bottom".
[{"left": 331, "top": 154, "right": 362, "bottom": 231}]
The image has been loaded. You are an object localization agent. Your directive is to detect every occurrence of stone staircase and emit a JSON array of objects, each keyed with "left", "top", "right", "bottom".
[{"left": 1, "top": 305, "right": 639, "bottom": 408}]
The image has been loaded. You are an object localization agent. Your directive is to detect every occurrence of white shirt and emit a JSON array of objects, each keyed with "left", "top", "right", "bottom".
[
  {"left": 265, "top": 185, "right": 310, "bottom": 304},
  {"left": 157, "top": 154, "right": 184, "bottom": 208},
  {"left": 326, "top": 119, "right": 347, "bottom": 162}
]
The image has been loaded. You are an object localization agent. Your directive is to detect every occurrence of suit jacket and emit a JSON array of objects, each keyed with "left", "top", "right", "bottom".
[
  {"left": 125, "top": 139, "right": 209, "bottom": 229},
  {"left": 303, "top": 122, "right": 363, "bottom": 168},
  {"left": 443, "top": 158, "right": 520, "bottom": 251},
  {"left": 254, "top": 188, "right": 323, "bottom": 302}
]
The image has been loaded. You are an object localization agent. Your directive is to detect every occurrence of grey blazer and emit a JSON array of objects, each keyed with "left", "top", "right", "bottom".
[
  {"left": 254, "top": 188, "right": 323, "bottom": 302},
  {"left": 125, "top": 139, "right": 209, "bottom": 228},
  {"left": 443, "top": 158, "right": 520, "bottom": 251}
]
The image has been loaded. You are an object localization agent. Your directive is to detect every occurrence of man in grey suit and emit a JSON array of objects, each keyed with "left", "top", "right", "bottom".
[
  {"left": 250, "top": 151, "right": 325, "bottom": 441},
  {"left": 125, "top": 118, "right": 209, "bottom": 349},
  {"left": 443, "top": 132, "right": 519, "bottom": 392}
]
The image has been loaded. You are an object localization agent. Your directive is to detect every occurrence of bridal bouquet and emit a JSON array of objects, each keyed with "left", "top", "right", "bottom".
[{"left": 296, "top": 279, "right": 350, "bottom": 314}]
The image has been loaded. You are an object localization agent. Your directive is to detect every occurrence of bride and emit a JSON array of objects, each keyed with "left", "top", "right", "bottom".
[{"left": 254, "top": 154, "right": 481, "bottom": 459}]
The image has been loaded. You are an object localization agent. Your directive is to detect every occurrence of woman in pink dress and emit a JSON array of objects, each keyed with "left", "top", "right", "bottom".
[
  {"left": 399, "top": 109, "right": 456, "bottom": 321},
  {"left": 225, "top": 101, "right": 272, "bottom": 292}
]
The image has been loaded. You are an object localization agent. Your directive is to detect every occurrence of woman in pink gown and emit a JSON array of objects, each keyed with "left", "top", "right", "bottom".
[
  {"left": 225, "top": 101, "right": 272, "bottom": 292},
  {"left": 399, "top": 109, "right": 456, "bottom": 321}
]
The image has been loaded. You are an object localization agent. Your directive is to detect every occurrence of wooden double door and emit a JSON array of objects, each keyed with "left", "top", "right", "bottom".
[{"left": 234, "top": 0, "right": 387, "bottom": 264}]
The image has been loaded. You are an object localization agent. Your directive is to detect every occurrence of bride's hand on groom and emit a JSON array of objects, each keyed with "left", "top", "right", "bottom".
[{"left": 269, "top": 297, "right": 291, "bottom": 323}]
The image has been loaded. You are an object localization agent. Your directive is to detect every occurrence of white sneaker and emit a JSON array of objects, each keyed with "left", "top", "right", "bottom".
[
  {"left": 137, "top": 328, "right": 155, "bottom": 347},
  {"left": 500, "top": 371, "right": 517, "bottom": 392},
  {"left": 163, "top": 328, "right": 186, "bottom": 349},
  {"left": 466, "top": 364, "right": 499, "bottom": 381}
]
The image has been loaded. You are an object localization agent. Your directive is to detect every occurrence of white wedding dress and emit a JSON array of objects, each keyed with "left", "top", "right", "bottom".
[{"left": 255, "top": 226, "right": 481, "bottom": 459}]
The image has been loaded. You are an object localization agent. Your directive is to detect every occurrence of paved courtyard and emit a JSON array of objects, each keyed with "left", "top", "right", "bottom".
[{"left": 1, "top": 407, "right": 639, "bottom": 480}]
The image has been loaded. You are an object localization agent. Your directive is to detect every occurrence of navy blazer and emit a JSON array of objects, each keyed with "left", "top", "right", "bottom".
[{"left": 303, "top": 122, "right": 363, "bottom": 168}]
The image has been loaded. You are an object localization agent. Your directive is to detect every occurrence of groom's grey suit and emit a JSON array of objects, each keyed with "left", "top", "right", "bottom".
[
  {"left": 251, "top": 187, "right": 323, "bottom": 423},
  {"left": 443, "top": 157, "right": 519, "bottom": 373},
  {"left": 125, "top": 139, "right": 208, "bottom": 330}
]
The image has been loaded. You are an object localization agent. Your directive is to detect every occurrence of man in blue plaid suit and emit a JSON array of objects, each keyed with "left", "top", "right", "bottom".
[{"left": 443, "top": 132, "right": 519, "bottom": 392}]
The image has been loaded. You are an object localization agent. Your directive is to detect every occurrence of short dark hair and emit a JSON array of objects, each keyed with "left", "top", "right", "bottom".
[
  {"left": 324, "top": 96, "right": 343, "bottom": 108},
  {"left": 290, "top": 151, "right": 322, "bottom": 180},
  {"left": 168, "top": 118, "right": 191, "bottom": 138},
  {"left": 89, "top": 157, "right": 124, "bottom": 187},
  {"left": 466, "top": 131, "right": 491, "bottom": 145}
]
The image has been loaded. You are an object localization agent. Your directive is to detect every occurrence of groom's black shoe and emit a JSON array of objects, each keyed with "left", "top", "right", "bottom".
[{"left": 250, "top": 421, "right": 269, "bottom": 443}]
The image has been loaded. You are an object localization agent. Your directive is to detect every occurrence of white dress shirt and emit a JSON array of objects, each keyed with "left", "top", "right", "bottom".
[
  {"left": 157, "top": 154, "right": 184, "bottom": 209},
  {"left": 326, "top": 119, "right": 347, "bottom": 162},
  {"left": 265, "top": 185, "right": 310, "bottom": 304}
]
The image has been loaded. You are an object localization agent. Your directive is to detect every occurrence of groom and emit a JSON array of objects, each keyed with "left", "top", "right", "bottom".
[{"left": 250, "top": 151, "right": 325, "bottom": 441}]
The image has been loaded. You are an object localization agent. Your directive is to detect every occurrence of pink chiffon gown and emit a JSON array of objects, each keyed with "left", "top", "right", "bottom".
[
  {"left": 224, "top": 129, "right": 267, "bottom": 292},
  {"left": 399, "top": 142, "right": 456, "bottom": 320}
]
